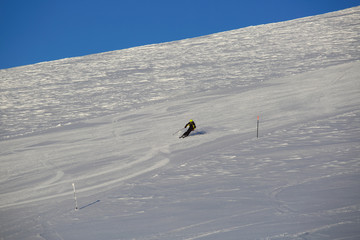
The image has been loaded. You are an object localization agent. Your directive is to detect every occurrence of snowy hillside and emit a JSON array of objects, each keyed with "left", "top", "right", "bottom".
[{"left": 1, "top": 6, "right": 360, "bottom": 240}]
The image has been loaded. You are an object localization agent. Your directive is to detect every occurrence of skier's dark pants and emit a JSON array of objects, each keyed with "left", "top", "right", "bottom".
[{"left": 181, "top": 128, "right": 192, "bottom": 138}]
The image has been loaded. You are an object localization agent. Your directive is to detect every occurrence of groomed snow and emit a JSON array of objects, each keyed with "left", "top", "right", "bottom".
[{"left": 1, "top": 6, "right": 360, "bottom": 240}]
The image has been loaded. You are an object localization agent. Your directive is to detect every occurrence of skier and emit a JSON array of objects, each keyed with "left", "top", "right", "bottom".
[{"left": 180, "top": 119, "right": 196, "bottom": 138}]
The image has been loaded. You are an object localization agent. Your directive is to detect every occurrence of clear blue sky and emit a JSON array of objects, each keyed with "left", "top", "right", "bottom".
[{"left": 1, "top": 0, "right": 359, "bottom": 69}]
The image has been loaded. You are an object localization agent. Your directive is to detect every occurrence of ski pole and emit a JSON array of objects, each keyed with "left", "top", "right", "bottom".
[{"left": 172, "top": 128, "right": 183, "bottom": 135}]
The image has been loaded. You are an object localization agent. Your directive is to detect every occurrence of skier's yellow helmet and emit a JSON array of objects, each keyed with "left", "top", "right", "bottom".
[{"left": 190, "top": 119, "right": 193, "bottom": 122}]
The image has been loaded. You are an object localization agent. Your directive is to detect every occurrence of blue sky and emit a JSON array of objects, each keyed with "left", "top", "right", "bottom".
[{"left": 1, "top": 0, "right": 359, "bottom": 69}]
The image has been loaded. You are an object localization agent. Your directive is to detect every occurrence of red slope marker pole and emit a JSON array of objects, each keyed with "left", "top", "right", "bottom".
[{"left": 257, "top": 116, "right": 259, "bottom": 138}]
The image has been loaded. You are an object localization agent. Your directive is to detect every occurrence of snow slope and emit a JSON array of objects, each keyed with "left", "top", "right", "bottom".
[{"left": 1, "top": 6, "right": 360, "bottom": 240}]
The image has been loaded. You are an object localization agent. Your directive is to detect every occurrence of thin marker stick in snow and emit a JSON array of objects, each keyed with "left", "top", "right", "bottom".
[
  {"left": 257, "top": 116, "right": 259, "bottom": 138},
  {"left": 72, "top": 183, "right": 79, "bottom": 211}
]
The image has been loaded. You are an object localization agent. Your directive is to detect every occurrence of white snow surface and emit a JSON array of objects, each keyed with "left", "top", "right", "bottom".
[{"left": 1, "top": 6, "right": 360, "bottom": 240}]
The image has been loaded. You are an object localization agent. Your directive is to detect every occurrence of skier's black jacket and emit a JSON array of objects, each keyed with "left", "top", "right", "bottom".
[{"left": 184, "top": 120, "right": 196, "bottom": 131}]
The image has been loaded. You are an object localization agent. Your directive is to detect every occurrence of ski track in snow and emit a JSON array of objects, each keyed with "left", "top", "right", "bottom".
[
  {"left": 0, "top": 137, "right": 170, "bottom": 208},
  {"left": 1, "top": 6, "right": 360, "bottom": 240}
]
